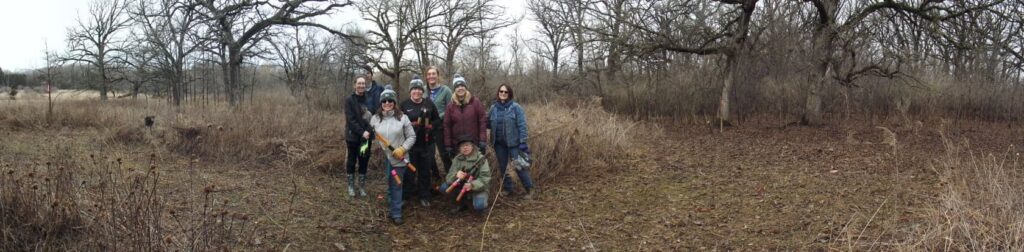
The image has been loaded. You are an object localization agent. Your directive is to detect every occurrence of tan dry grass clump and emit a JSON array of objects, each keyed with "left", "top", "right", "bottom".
[
  {"left": 524, "top": 98, "right": 661, "bottom": 184},
  {"left": 902, "top": 139, "right": 1024, "bottom": 250},
  {"left": 0, "top": 145, "right": 257, "bottom": 250}
]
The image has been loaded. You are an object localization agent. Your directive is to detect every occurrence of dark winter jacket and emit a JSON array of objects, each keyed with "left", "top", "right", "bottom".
[
  {"left": 443, "top": 92, "right": 487, "bottom": 148},
  {"left": 487, "top": 99, "right": 528, "bottom": 147},
  {"left": 366, "top": 80, "right": 385, "bottom": 113},
  {"left": 345, "top": 92, "right": 373, "bottom": 142},
  {"left": 400, "top": 98, "right": 441, "bottom": 147}
]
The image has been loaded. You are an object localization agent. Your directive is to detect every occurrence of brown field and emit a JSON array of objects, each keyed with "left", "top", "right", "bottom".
[{"left": 2, "top": 95, "right": 1022, "bottom": 250}]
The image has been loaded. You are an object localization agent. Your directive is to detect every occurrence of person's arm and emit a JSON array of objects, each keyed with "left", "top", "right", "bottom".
[
  {"left": 470, "top": 160, "right": 491, "bottom": 191},
  {"left": 428, "top": 102, "right": 441, "bottom": 129},
  {"left": 515, "top": 104, "right": 529, "bottom": 144},
  {"left": 401, "top": 116, "right": 416, "bottom": 150},
  {"left": 345, "top": 98, "right": 366, "bottom": 136},
  {"left": 443, "top": 103, "right": 454, "bottom": 148}
]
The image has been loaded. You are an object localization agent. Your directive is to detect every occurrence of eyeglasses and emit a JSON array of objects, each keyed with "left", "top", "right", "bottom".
[
  {"left": 498, "top": 90, "right": 509, "bottom": 94},
  {"left": 382, "top": 100, "right": 396, "bottom": 104}
]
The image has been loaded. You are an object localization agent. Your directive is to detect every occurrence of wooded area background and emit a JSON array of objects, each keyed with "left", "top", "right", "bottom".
[{"left": 2, "top": 0, "right": 1023, "bottom": 125}]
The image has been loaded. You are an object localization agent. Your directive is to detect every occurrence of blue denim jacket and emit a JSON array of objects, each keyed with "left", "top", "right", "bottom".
[{"left": 487, "top": 100, "right": 528, "bottom": 147}]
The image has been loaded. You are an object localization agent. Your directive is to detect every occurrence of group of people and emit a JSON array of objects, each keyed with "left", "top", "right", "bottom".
[{"left": 344, "top": 67, "right": 535, "bottom": 225}]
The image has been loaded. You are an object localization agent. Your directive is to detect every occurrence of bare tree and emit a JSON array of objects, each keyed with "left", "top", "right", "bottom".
[
  {"left": 123, "top": 36, "right": 159, "bottom": 99},
  {"left": 197, "top": 0, "right": 354, "bottom": 106},
  {"left": 527, "top": 0, "right": 571, "bottom": 82},
  {"left": 359, "top": 0, "right": 442, "bottom": 90},
  {"left": 134, "top": 0, "right": 207, "bottom": 105},
  {"left": 65, "top": 0, "right": 134, "bottom": 100},
  {"left": 269, "top": 27, "right": 335, "bottom": 100},
  {"left": 613, "top": 0, "right": 758, "bottom": 125},
  {"left": 436, "top": 0, "right": 514, "bottom": 75},
  {"left": 797, "top": 0, "right": 1005, "bottom": 125}
]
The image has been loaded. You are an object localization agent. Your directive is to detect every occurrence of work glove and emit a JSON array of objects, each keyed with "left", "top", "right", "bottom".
[
  {"left": 392, "top": 147, "right": 407, "bottom": 159},
  {"left": 519, "top": 143, "right": 530, "bottom": 154},
  {"left": 478, "top": 142, "right": 487, "bottom": 155}
]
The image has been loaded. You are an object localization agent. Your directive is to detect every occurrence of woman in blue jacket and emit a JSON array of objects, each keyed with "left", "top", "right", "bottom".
[{"left": 487, "top": 84, "right": 534, "bottom": 199}]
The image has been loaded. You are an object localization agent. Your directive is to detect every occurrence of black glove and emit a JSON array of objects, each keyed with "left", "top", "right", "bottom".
[
  {"left": 478, "top": 142, "right": 487, "bottom": 155},
  {"left": 445, "top": 147, "right": 454, "bottom": 157}
]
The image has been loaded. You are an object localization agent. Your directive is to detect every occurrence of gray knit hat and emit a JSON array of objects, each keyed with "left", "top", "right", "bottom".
[
  {"left": 409, "top": 75, "right": 426, "bottom": 91},
  {"left": 380, "top": 87, "right": 398, "bottom": 102},
  {"left": 452, "top": 73, "right": 467, "bottom": 89}
]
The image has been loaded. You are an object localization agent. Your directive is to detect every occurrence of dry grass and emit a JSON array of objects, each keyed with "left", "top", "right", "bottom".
[
  {"left": 0, "top": 141, "right": 257, "bottom": 251},
  {"left": 1, "top": 91, "right": 659, "bottom": 250},
  {"left": 901, "top": 136, "right": 1024, "bottom": 250},
  {"left": 1, "top": 92, "right": 340, "bottom": 167},
  {"left": 523, "top": 97, "right": 661, "bottom": 185}
]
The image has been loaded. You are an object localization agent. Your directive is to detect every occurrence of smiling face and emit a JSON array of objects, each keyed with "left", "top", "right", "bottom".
[
  {"left": 497, "top": 86, "right": 509, "bottom": 101},
  {"left": 354, "top": 77, "right": 367, "bottom": 95},
  {"left": 382, "top": 98, "right": 395, "bottom": 111},
  {"left": 426, "top": 68, "right": 439, "bottom": 87},
  {"left": 455, "top": 86, "right": 467, "bottom": 96},
  {"left": 410, "top": 88, "right": 424, "bottom": 102}
]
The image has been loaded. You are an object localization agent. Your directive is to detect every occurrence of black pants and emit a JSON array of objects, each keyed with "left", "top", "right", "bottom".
[
  {"left": 433, "top": 124, "right": 452, "bottom": 176},
  {"left": 346, "top": 140, "right": 370, "bottom": 175},
  {"left": 403, "top": 144, "right": 437, "bottom": 199}
]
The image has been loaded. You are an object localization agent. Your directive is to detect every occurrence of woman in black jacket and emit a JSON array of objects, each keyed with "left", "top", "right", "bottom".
[{"left": 344, "top": 77, "right": 374, "bottom": 197}]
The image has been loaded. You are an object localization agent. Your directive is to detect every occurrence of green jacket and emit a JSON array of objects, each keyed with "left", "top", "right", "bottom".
[
  {"left": 445, "top": 151, "right": 491, "bottom": 191},
  {"left": 429, "top": 84, "right": 453, "bottom": 119}
]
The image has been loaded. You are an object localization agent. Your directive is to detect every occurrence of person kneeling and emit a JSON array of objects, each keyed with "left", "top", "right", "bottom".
[{"left": 440, "top": 138, "right": 492, "bottom": 214}]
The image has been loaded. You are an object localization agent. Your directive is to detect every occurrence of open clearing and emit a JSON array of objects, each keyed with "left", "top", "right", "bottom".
[{"left": 3, "top": 98, "right": 1019, "bottom": 250}]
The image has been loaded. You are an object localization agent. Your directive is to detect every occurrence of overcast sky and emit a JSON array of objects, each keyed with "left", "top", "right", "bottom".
[{"left": 0, "top": 0, "right": 529, "bottom": 72}]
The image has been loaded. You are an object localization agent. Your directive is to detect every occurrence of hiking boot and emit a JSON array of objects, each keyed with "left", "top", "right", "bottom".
[
  {"left": 391, "top": 217, "right": 404, "bottom": 225},
  {"left": 357, "top": 174, "right": 368, "bottom": 197},
  {"left": 346, "top": 174, "right": 356, "bottom": 197},
  {"left": 500, "top": 190, "right": 512, "bottom": 198},
  {"left": 419, "top": 199, "right": 431, "bottom": 207},
  {"left": 522, "top": 188, "right": 533, "bottom": 200}
]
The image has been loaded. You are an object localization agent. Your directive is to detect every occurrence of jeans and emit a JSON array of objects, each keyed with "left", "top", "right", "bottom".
[
  {"left": 494, "top": 144, "right": 534, "bottom": 192},
  {"left": 387, "top": 164, "right": 406, "bottom": 219},
  {"left": 346, "top": 140, "right": 370, "bottom": 175},
  {"left": 440, "top": 182, "right": 489, "bottom": 211}
]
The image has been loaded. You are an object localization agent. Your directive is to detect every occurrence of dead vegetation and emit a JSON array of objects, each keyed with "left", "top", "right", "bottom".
[
  {"left": 1, "top": 94, "right": 663, "bottom": 250},
  {"left": 1, "top": 93, "right": 1022, "bottom": 250},
  {"left": 901, "top": 136, "right": 1024, "bottom": 250}
]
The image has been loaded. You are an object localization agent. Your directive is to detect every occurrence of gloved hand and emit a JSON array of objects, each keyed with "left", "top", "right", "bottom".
[
  {"left": 392, "top": 147, "right": 406, "bottom": 159},
  {"left": 478, "top": 142, "right": 487, "bottom": 155},
  {"left": 519, "top": 143, "right": 530, "bottom": 154},
  {"left": 445, "top": 147, "right": 454, "bottom": 157}
]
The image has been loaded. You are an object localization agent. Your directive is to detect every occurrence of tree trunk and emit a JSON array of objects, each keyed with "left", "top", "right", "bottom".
[
  {"left": 802, "top": 27, "right": 835, "bottom": 126},
  {"left": 99, "top": 64, "right": 109, "bottom": 100},
  {"left": 717, "top": 0, "right": 756, "bottom": 126},
  {"left": 227, "top": 46, "right": 242, "bottom": 106},
  {"left": 172, "top": 67, "right": 183, "bottom": 106},
  {"left": 719, "top": 57, "right": 736, "bottom": 126}
]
